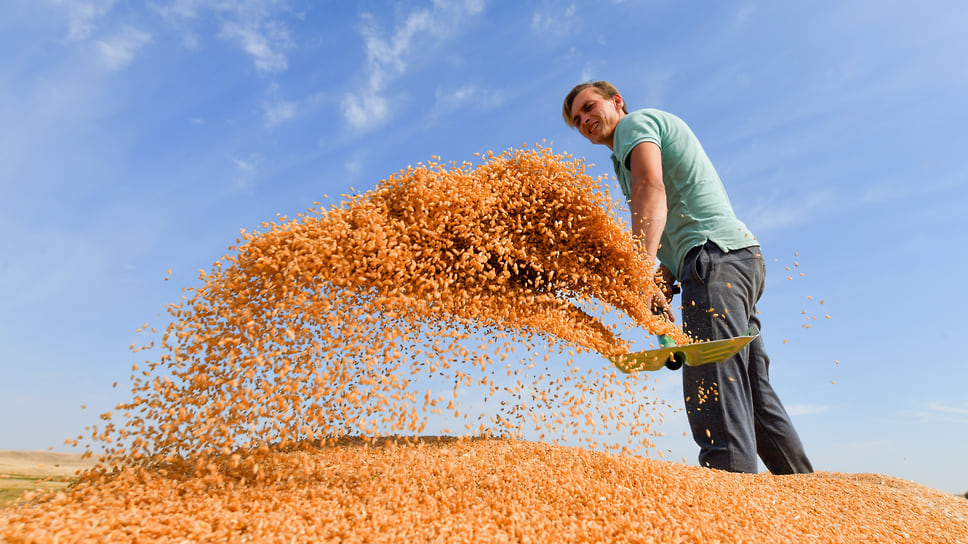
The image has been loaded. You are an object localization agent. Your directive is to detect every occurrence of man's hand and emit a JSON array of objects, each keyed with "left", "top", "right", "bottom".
[
  {"left": 652, "top": 263, "right": 678, "bottom": 322},
  {"left": 650, "top": 291, "right": 676, "bottom": 322},
  {"left": 654, "top": 263, "right": 677, "bottom": 302}
]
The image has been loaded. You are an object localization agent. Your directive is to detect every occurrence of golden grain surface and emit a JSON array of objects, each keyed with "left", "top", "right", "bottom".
[
  {"left": 3, "top": 438, "right": 966, "bottom": 543},
  {"left": 4, "top": 147, "right": 961, "bottom": 543}
]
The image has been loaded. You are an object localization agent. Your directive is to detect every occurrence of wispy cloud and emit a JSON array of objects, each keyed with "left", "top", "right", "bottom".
[
  {"left": 151, "top": 0, "right": 295, "bottom": 73},
  {"left": 926, "top": 402, "right": 968, "bottom": 415},
  {"left": 219, "top": 17, "right": 291, "bottom": 73},
  {"left": 342, "top": 91, "right": 389, "bottom": 131},
  {"left": 342, "top": 1, "right": 486, "bottom": 130},
  {"left": 344, "top": 150, "right": 368, "bottom": 176},
  {"left": 531, "top": 4, "right": 576, "bottom": 38},
  {"left": 860, "top": 174, "right": 960, "bottom": 205},
  {"left": 260, "top": 86, "right": 325, "bottom": 127},
  {"left": 228, "top": 153, "right": 260, "bottom": 189},
  {"left": 734, "top": 3, "right": 755, "bottom": 24},
  {"left": 53, "top": 0, "right": 301, "bottom": 74},
  {"left": 263, "top": 98, "right": 296, "bottom": 126},
  {"left": 96, "top": 26, "right": 152, "bottom": 70},
  {"left": 342, "top": 11, "right": 433, "bottom": 130},
  {"left": 432, "top": 85, "right": 507, "bottom": 117},
  {"left": 148, "top": 0, "right": 205, "bottom": 20},
  {"left": 740, "top": 190, "right": 834, "bottom": 234},
  {"left": 844, "top": 439, "right": 894, "bottom": 456},
  {"left": 914, "top": 401, "right": 968, "bottom": 423},
  {"left": 54, "top": 0, "right": 118, "bottom": 41},
  {"left": 786, "top": 404, "right": 831, "bottom": 417}
]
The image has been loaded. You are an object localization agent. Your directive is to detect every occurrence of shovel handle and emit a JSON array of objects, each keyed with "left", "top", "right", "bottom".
[{"left": 657, "top": 334, "right": 684, "bottom": 370}]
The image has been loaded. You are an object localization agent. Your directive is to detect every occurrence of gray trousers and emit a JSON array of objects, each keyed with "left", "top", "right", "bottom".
[{"left": 679, "top": 242, "right": 813, "bottom": 474}]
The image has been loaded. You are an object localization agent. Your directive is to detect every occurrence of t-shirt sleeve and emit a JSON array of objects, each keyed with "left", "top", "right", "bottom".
[{"left": 617, "top": 112, "right": 662, "bottom": 171}]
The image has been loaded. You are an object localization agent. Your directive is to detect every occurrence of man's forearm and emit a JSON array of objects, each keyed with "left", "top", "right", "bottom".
[
  {"left": 632, "top": 210, "right": 664, "bottom": 264},
  {"left": 630, "top": 184, "right": 666, "bottom": 266}
]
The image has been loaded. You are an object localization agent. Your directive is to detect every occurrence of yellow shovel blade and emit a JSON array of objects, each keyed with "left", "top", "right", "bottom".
[{"left": 609, "top": 326, "right": 759, "bottom": 373}]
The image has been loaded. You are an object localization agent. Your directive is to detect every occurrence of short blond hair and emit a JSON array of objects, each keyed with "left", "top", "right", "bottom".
[{"left": 562, "top": 81, "right": 627, "bottom": 128}]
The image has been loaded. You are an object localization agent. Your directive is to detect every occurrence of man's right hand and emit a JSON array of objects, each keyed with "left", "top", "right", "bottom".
[
  {"left": 651, "top": 291, "right": 676, "bottom": 323},
  {"left": 654, "top": 263, "right": 678, "bottom": 303}
]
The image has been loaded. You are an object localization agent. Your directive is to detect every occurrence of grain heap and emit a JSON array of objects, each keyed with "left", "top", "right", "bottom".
[
  {"left": 5, "top": 439, "right": 968, "bottom": 542},
  {"left": 5, "top": 146, "right": 964, "bottom": 542}
]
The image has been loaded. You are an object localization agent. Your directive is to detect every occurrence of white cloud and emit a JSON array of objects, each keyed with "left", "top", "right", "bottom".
[
  {"left": 844, "top": 439, "right": 894, "bottom": 456},
  {"left": 915, "top": 401, "right": 968, "bottom": 423},
  {"left": 435, "top": 0, "right": 486, "bottom": 15},
  {"left": 261, "top": 86, "right": 326, "bottom": 127},
  {"left": 53, "top": 0, "right": 118, "bottom": 41},
  {"left": 905, "top": 401, "right": 968, "bottom": 427},
  {"left": 366, "top": 11, "right": 432, "bottom": 74},
  {"left": 149, "top": 0, "right": 205, "bottom": 21},
  {"left": 352, "top": 9, "right": 435, "bottom": 100},
  {"left": 785, "top": 404, "right": 831, "bottom": 417},
  {"left": 181, "top": 32, "right": 200, "bottom": 49},
  {"left": 230, "top": 154, "right": 256, "bottom": 173},
  {"left": 344, "top": 151, "right": 368, "bottom": 176},
  {"left": 530, "top": 4, "right": 576, "bottom": 37},
  {"left": 926, "top": 402, "right": 968, "bottom": 415},
  {"left": 263, "top": 99, "right": 296, "bottom": 126},
  {"left": 741, "top": 190, "right": 833, "bottom": 234},
  {"left": 219, "top": 18, "right": 291, "bottom": 73},
  {"left": 228, "top": 153, "right": 260, "bottom": 189},
  {"left": 96, "top": 26, "right": 152, "bottom": 70},
  {"left": 342, "top": 3, "right": 486, "bottom": 130},
  {"left": 735, "top": 3, "right": 754, "bottom": 24},
  {"left": 432, "top": 85, "right": 507, "bottom": 117},
  {"left": 531, "top": 12, "right": 552, "bottom": 33},
  {"left": 150, "top": 0, "right": 294, "bottom": 73},
  {"left": 341, "top": 91, "right": 390, "bottom": 131}
]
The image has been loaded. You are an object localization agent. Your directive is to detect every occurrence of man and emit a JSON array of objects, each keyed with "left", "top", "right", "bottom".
[{"left": 563, "top": 81, "right": 812, "bottom": 475}]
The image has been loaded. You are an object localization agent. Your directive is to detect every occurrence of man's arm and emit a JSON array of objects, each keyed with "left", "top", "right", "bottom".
[
  {"left": 628, "top": 141, "right": 667, "bottom": 265},
  {"left": 627, "top": 141, "right": 675, "bottom": 321}
]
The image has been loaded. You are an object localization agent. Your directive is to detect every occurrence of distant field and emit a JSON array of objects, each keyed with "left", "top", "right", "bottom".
[{"left": 0, "top": 451, "right": 96, "bottom": 507}]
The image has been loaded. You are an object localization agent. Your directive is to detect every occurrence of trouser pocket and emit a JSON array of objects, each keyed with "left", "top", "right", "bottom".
[{"left": 681, "top": 242, "right": 712, "bottom": 287}]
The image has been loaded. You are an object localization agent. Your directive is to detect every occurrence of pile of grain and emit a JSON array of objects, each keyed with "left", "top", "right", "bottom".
[{"left": 3, "top": 438, "right": 966, "bottom": 543}]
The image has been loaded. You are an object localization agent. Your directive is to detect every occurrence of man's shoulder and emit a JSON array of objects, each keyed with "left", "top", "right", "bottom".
[
  {"left": 618, "top": 108, "right": 680, "bottom": 134},
  {"left": 626, "top": 107, "right": 673, "bottom": 119},
  {"left": 615, "top": 110, "right": 666, "bottom": 157}
]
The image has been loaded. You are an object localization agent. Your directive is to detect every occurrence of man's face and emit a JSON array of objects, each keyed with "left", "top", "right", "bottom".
[{"left": 569, "top": 88, "right": 624, "bottom": 148}]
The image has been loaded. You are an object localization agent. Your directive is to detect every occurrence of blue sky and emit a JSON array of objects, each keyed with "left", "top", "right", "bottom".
[{"left": 2, "top": 1, "right": 967, "bottom": 494}]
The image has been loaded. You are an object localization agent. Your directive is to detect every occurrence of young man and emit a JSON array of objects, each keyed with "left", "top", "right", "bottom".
[{"left": 563, "top": 81, "right": 812, "bottom": 474}]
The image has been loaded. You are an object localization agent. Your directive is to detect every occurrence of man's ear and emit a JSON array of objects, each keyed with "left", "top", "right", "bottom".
[{"left": 612, "top": 93, "right": 625, "bottom": 112}]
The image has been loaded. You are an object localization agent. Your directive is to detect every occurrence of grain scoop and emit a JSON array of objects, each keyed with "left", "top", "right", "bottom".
[{"left": 609, "top": 325, "right": 759, "bottom": 373}]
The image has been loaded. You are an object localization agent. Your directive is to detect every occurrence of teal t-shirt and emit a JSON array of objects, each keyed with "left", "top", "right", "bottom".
[{"left": 610, "top": 109, "right": 757, "bottom": 278}]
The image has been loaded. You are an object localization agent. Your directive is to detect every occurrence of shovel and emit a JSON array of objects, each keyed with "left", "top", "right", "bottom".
[{"left": 609, "top": 325, "right": 759, "bottom": 373}]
